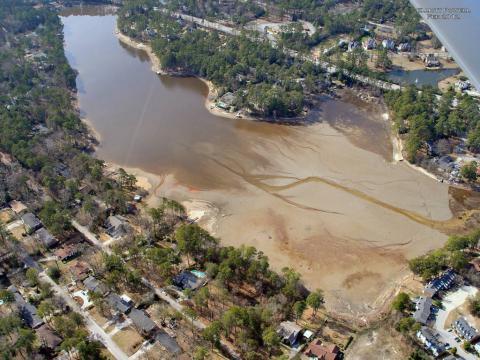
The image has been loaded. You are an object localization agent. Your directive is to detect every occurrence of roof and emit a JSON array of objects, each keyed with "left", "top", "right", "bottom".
[
  {"left": 129, "top": 308, "right": 157, "bottom": 333},
  {"left": 278, "top": 321, "right": 302, "bottom": 346},
  {"left": 454, "top": 317, "right": 478, "bottom": 341},
  {"left": 55, "top": 244, "right": 80, "bottom": 261},
  {"left": 34, "top": 228, "right": 58, "bottom": 248},
  {"left": 173, "top": 271, "right": 204, "bottom": 290},
  {"left": 106, "top": 293, "right": 132, "bottom": 314},
  {"left": 305, "top": 339, "right": 340, "bottom": 360},
  {"left": 21, "top": 212, "right": 42, "bottom": 231},
  {"left": 83, "top": 276, "right": 109, "bottom": 296},
  {"left": 36, "top": 324, "right": 62, "bottom": 349},
  {"left": 9, "top": 200, "right": 27, "bottom": 214},
  {"left": 424, "top": 269, "right": 456, "bottom": 296},
  {"left": 413, "top": 296, "right": 432, "bottom": 325},
  {"left": 69, "top": 261, "right": 90, "bottom": 280},
  {"left": 9, "top": 286, "right": 44, "bottom": 329},
  {"left": 106, "top": 215, "right": 127, "bottom": 238},
  {"left": 418, "top": 326, "right": 446, "bottom": 354}
]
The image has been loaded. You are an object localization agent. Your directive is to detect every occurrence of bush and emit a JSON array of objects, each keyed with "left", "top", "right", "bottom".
[{"left": 47, "top": 266, "right": 61, "bottom": 282}]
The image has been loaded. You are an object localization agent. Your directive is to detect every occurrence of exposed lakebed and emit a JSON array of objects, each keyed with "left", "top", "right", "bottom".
[{"left": 62, "top": 9, "right": 453, "bottom": 319}]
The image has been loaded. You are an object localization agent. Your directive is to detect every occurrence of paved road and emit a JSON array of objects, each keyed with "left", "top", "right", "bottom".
[
  {"left": 39, "top": 269, "right": 129, "bottom": 360},
  {"left": 433, "top": 285, "right": 478, "bottom": 360}
]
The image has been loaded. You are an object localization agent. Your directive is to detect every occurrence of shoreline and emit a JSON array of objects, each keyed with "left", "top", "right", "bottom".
[{"left": 114, "top": 27, "right": 258, "bottom": 121}]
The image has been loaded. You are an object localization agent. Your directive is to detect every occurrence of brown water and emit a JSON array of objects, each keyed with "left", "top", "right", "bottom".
[{"left": 62, "top": 10, "right": 456, "bottom": 319}]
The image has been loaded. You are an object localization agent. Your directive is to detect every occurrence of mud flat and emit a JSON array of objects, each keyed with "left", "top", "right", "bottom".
[{"left": 63, "top": 12, "right": 460, "bottom": 322}]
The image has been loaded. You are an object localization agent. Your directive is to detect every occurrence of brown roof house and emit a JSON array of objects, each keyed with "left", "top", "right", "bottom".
[
  {"left": 36, "top": 324, "right": 62, "bottom": 350},
  {"left": 304, "top": 339, "right": 341, "bottom": 360}
]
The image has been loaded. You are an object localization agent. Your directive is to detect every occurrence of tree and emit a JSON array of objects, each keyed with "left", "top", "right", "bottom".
[
  {"left": 26, "top": 268, "right": 39, "bottom": 287},
  {"left": 262, "top": 326, "right": 280, "bottom": 356},
  {"left": 391, "top": 292, "right": 411, "bottom": 312},
  {"left": 77, "top": 339, "right": 105, "bottom": 360},
  {"left": 193, "top": 346, "right": 208, "bottom": 360},
  {"left": 468, "top": 293, "right": 480, "bottom": 317},
  {"left": 203, "top": 321, "right": 222, "bottom": 349},
  {"left": 47, "top": 265, "right": 61, "bottom": 282},
  {"left": 37, "top": 300, "right": 55, "bottom": 323},
  {"left": 293, "top": 300, "right": 306, "bottom": 321},
  {"left": 306, "top": 289, "right": 324, "bottom": 317},
  {"left": 463, "top": 341, "right": 472, "bottom": 351},
  {"left": 0, "top": 289, "right": 14, "bottom": 306},
  {"left": 460, "top": 161, "right": 478, "bottom": 182},
  {"left": 15, "top": 328, "right": 37, "bottom": 358}
]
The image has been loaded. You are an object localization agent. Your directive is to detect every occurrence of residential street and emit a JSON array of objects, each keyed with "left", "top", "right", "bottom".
[
  {"left": 39, "top": 272, "right": 129, "bottom": 360},
  {"left": 433, "top": 285, "right": 478, "bottom": 360}
]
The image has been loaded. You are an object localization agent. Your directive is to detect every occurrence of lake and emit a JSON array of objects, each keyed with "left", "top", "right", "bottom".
[{"left": 62, "top": 8, "right": 452, "bottom": 319}]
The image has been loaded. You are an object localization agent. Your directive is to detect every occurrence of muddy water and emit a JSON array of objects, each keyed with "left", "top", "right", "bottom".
[{"left": 62, "top": 11, "right": 455, "bottom": 319}]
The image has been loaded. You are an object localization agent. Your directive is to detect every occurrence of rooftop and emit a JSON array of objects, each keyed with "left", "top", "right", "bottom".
[{"left": 129, "top": 308, "right": 157, "bottom": 334}]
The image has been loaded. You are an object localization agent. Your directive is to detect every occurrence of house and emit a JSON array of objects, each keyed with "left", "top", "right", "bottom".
[
  {"left": 9, "top": 286, "right": 44, "bottom": 329},
  {"left": 21, "top": 213, "right": 42, "bottom": 234},
  {"left": 413, "top": 296, "right": 433, "bottom": 325},
  {"left": 34, "top": 228, "right": 58, "bottom": 249},
  {"left": 9, "top": 200, "right": 28, "bottom": 215},
  {"left": 216, "top": 92, "right": 236, "bottom": 111},
  {"left": 129, "top": 308, "right": 157, "bottom": 336},
  {"left": 382, "top": 39, "right": 395, "bottom": 50},
  {"left": 348, "top": 41, "right": 360, "bottom": 52},
  {"left": 424, "top": 269, "right": 456, "bottom": 297},
  {"left": 173, "top": 271, "right": 205, "bottom": 291},
  {"left": 106, "top": 293, "right": 132, "bottom": 314},
  {"left": 277, "top": 321, "right": 302, "bottom": 347},
  {"left": 397, "top": 42, "right": 411, "bottom": 52},
  {"left": 36, "top": 324, "right": 62, "bottom": 350},
  {"left": 363, "top": 37, "right": 377, "bottom": 50},
  {"left": 425, "top": 54, "right": 440, "bottom": 68},
  {"left": 455, "top": 80, "right": 471, "bottom": 92},
  {"left": 417, "top": 326, "right": 446, "bottom": 357},
  {"left": 55, "top": 244, "right": 80, "bottom": 262},
  {"left": 304, "top": 339, "right": 340, "bottom": 360},
  {"left": 83, "top": 276, "right": 109, "bottom": 296},
  {"left": 69, "top": 261, "right": 90, "bottom": 281},
  {"left": 105, "top": 215, "right": 128, "bottom": 238},
  {"left": 453, "top": 317, "right": 479, "bottom": 342},
  {"left": 437, "top": 155, "right": 455, "bottom": 172}
]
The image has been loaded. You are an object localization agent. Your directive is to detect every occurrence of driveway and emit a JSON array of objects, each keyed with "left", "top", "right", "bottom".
[{"left": 433, "top": 285, "right": 478, "bottom": 360}]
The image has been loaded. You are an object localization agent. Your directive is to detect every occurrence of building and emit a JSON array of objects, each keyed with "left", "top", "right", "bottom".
[
  {"left": 9, "top": 200, "right": 28, "bottom": 215},
  {"left": 36, "top": 324, "right": 62, "bottom": 350},
  {"left": 34, "top": 228, "right": 58, "bottom": 249},
  {"left": 348, "top": 41, "right": 360, "bottom": 52},
  {"left": 363, "top": 37, "right": 377, "bottom": 50},
  {"left": 277, "top": 321, "right": 303, "bottom": 347},
  {"left": 417, "top": 326, "right": 446, "bottom": 357},
  {"left": 83, "top": 276, "right": 109, "bottom": 296},
  {"left": 216, "top": 92, "right": 236, "bottom": 111},
  {"left": 455, "top": 80, "right": 471, "bottom": 92},
  {"left": 453, "top": 317, "right": 479, "bottom": 342},
  {"left": 105, "top": 215, "right": 127, "bottom": 238},
  {"left": 129, "top": 308, "right": 157, "bottom": 336},
  {"left": 9, "top": 286, "right": 44, "bottom": 329},
  {"left": 382, "top": 39, "right": 395, "bottom": 50},
  {"left": 425, "top": 54, "right": 441, "bottom": 68},
  {"left": 21, "top": 213, "right": 42, "bottom": 234},
  {"left": 424, "top": 269, "right": 456, "bottom": 297},
  {"left": 55, "top": 244, "right": 80, "bottom": 262},
  {"left": 397, "top": 43, "right": 411, "bottom": 52},
  {"left": 413, "top": 296, "right": 433, "bottom": 325},
  {"left": 304, "top": 339, "right": 341, "bottom": 360},
  {"left": 173, "top": 271, "right": 205, "bottom": 291},
  {"left": 69, "top": 261, "right": 90, "bottom": 282},
  {"left": 106, "top": 293, "right": 132, "bottom": 314}
]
